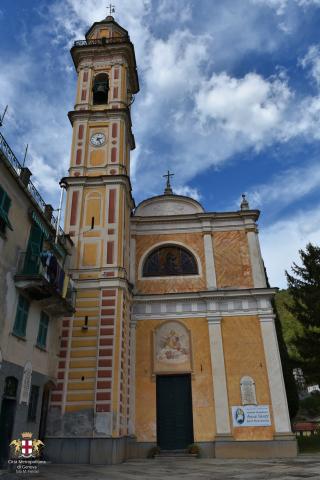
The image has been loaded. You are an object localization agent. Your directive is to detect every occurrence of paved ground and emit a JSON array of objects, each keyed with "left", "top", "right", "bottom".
[{"left": 1, "top": 455, "right": 320, "bottom": 480}]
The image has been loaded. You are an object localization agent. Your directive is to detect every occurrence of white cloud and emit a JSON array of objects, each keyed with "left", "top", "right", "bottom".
[
  {"left": 300, "top": 44, "right": 320, "bottom": 88},
  {"left": 173, "top": 185, "right": 202, "bottom": 201},
  {"left": 252, "top": 0, "right": 289, "bottom": 15},
  {"left": 156, "top": 0, "right": 192, "bottom": 23},
  {"left": 195, "top": 72, "right": 291, "bottom": 144},
  {"left": 253, "top": 0, "right": 320, "bottom": 13},
  {"left": 0, "top": 54, "right": 72, "bottom": 203},
  {"left": 248, "top": 162, "right": 320, "bottom": 210},
  {"left": 261, "top": 204, "right": 320, "bottom": 287}
]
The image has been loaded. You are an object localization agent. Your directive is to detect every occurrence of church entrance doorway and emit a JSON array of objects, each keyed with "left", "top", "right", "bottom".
[{"left": 156, "top": 374, "right": 194, "bottom": 450}]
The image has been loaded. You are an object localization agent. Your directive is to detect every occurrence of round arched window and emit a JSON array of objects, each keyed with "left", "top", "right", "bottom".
[{"left": 142, "top": 245, "right": 198, "bottom": 277}]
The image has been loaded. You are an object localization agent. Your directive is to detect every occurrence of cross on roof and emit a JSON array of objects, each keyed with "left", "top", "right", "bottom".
[
  {"left": 107, "top": 3, "right": 115, "bottom": 16},
  {"left": 163, "top": 170, "right": 174, "bottom": 195}
]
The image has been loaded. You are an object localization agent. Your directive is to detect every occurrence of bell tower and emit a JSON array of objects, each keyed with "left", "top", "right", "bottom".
[{"left": 47, "top": 15, "right": 139, "bottom": 460}]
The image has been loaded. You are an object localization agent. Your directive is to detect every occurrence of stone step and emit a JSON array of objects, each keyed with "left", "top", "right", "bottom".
[{"left": 154, "top": 450, "right": 198, "bottom": 459}]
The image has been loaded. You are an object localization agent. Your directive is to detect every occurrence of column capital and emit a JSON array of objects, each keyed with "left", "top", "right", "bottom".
[
  {"left": 207, "top": 315, "right": 222, "bottom": 325},
  {"left": 130, "top": 319, "right": 137, "bottom": 329},
  {"left": 259, "top": 314, "right": 276, "bottom": 323}
]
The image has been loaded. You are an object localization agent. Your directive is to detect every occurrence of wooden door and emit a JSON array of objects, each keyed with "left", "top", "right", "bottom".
[{"left": 156, "top": 374, "right": 194, "bottom": 450}]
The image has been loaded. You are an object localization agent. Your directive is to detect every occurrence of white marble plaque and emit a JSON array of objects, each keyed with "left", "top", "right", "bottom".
[
  {"left": 19, "top": 361, "right": 32, "bottom": 404},
  {"left": 240, "top": 376, "right": 257, "bottom": 405}
]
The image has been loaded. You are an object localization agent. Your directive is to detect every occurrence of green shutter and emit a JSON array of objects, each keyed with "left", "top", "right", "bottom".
[
  {"left": 23, "top": 223, "right": 44, "bottom": 274},
  {"left": 13, "top": 295, "right": 29, "bottom": 337},
  {"left": 37, "top": 312, "right": 49, "bottom": 348},
  {"left": 0, "top": 185, "right": 13, "bottom": 231},
  {"left": 38, "top": 312, "right": 49, "bottom": 346}
]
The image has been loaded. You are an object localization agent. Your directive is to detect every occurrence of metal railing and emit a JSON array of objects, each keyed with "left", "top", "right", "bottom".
[
  {"left": 16, "top": 251, "right": 73, "bottom": 303},
  {"left": 73, "top": 35, "right": 130, "bottom": 47},
  {"left": 0, "top": 131, "right": 66, "bottom": 239}
]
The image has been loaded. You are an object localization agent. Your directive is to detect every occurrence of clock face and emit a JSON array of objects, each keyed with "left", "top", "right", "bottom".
[{"left": 90, "top": 132, "right": 106, "bottom": 147}]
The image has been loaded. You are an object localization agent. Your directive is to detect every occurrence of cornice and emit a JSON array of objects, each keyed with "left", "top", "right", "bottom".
[
  {"left": 133, "top": 287, "right": 277, "bottom": 303},
  {"left": 60, "top": 174, "right": 135, "bottom": 209}
]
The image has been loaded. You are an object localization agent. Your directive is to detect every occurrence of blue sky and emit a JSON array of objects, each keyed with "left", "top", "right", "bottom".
[{"left": 1, "top": 0, "right": 320, "bottom": 288}]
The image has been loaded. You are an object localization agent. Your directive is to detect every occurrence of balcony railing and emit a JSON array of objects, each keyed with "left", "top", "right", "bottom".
[
  {"left": 73, "top": 35, "right": 130, "bottom": 47},
  {"left": 15, "top": 251, "right": 75, "bottom": 314},
  {"left": 0, "top": 131, "right": 65, "bottom": 238}
]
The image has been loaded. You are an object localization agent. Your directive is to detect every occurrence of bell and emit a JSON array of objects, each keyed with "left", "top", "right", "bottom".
[{"left": 93, "top": 81, "right": 109, "bottom": 104}]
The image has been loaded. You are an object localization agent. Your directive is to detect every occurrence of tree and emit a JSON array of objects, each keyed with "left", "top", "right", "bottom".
[{"left": 286, "top": 243, "right": 320, "bottom": 385}]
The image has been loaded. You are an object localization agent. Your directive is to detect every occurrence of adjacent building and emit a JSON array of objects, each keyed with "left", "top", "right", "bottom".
[
  {"left": 44, "top": 15, "right": 297, "bottom": 463},
  {"left": 0, "top": 131, "right": 74, "bottom": 465}
]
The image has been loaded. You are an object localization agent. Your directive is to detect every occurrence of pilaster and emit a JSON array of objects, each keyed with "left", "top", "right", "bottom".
[
  {"left": 259, "top": 314, "right": 291, "bottom": 433},
  {"left": 203, "top": 233, "right": 217, "bottom": 289},
  {"left": 207, "top": 316, "right": 231, "bottom": 435}
]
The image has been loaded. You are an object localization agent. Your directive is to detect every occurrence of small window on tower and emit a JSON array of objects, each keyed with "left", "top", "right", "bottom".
[{"left": 92, "top": 73, "right": 109, "bottom": 105}]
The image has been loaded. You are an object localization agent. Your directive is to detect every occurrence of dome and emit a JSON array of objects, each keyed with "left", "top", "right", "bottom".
[{"left": 134, "top": 194, "right": 204, "bottom": 217}]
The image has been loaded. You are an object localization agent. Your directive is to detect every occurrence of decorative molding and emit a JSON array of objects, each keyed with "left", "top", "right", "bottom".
[{"left": 133, "top": 289, "right": 275, "bottom": 321}]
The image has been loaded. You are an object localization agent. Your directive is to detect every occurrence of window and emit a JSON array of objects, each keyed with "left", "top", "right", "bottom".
[
  {"left": 4, "top": 376, "right": 18, "bottom": 398},
  {"left": 92, "top": 73, "right": 109, "bottom": 105},
  {"left": 143, "top": 245, "right": 198, "bottom": 277},
  {"left": 27, "top": 385, "right": 40, "bottom": 422},
  {"left": 0, "top": 185, "right": 13, "bottom": 235},
  {"left": 13, "top": 295, "right": 30, "bottom": 337},
  {"left": 23, "top": 223, "right": 44, "bottom": 275},
  {"left": 37, "top": 312, "right": 49, "bottom": 349}
]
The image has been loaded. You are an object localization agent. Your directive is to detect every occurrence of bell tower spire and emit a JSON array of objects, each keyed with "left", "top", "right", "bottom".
[{"left": 48, "top": 15, "right": 139, "bottom": 454}]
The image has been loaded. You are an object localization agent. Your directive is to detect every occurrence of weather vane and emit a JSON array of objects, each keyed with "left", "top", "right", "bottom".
[
  {"left": 107, "top": 3, "right": 115, "bottom": 16},
  {"left": 163, "top": 170, "right": 174, "bottom": 194}
]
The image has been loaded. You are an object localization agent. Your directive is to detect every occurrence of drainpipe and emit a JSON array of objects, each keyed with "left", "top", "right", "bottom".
[{"left": 55, "top": 181, "right": 67, "bottom": 244}]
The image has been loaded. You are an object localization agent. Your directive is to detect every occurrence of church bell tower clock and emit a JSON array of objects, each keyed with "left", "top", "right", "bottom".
[{"left": 48, "top": 15, "right": 139, "bottom": 459}]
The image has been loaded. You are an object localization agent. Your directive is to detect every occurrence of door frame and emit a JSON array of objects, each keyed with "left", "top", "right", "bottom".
[{"left": 156, "top": 373, "right": 194, "bottom": 450}]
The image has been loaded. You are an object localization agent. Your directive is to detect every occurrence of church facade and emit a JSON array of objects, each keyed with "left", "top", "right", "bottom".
[{"left": 45, "top": 15, "right": 297, "bottom": 463}]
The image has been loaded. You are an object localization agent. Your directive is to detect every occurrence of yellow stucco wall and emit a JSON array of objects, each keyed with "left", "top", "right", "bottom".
[
  {"left": 213, "top": 231, "right": 253, "bottom": 288},
  {"left": 135, "top": 318, "right": 216, "bottom": 443},
  {"left": 221, "top": 316, "right": 274, "bottom": 440},
  {"left": 135, "top": 233, "right": 206, "bottom": 294}
]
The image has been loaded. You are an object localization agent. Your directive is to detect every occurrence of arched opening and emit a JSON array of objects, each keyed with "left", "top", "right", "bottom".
[
  {"left": 39, "top": 381, "right": 54, "bottom": 441},
  {"left": 92, "top": 73, "right": 109, "bottom": 105},
  {"left": 0, "top": 377, "right": 18, "bottom": 464},
  {"left": 143, "top": 245, "right": 198, "bottom": 277}
]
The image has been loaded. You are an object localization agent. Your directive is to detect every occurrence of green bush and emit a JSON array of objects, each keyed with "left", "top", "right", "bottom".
[
  {"left": 297, "top": 432, "right": 320, "bottom": 453},
  {"left": 147, "top": 446, "right": 161, "bottom": 458},
  {"left": 187, "top": 443, "right": 200, "bottom": 456}
]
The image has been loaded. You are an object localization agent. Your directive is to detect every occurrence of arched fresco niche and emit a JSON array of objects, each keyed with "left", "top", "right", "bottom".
[{"left": 153, "top": 321, "right": 192, "bottom": 374}]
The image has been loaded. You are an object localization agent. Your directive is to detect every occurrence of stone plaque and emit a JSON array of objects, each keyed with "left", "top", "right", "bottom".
[
  {"left": 240, "top": 376, "right": 257, "bottom": 405},
  {"left": 19, "top": 361, "right": 32, "bottom": 404}
]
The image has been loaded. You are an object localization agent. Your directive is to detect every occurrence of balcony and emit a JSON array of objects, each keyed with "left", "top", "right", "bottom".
[
  {"left": 73, "top": 36, "right": 130, "bottom": 47},
  {"left": 0, "top": 131, "right": 67, "bottom": 241},
  {"left": 14, "top": 251, "right": 75, "bottom": 316}
]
